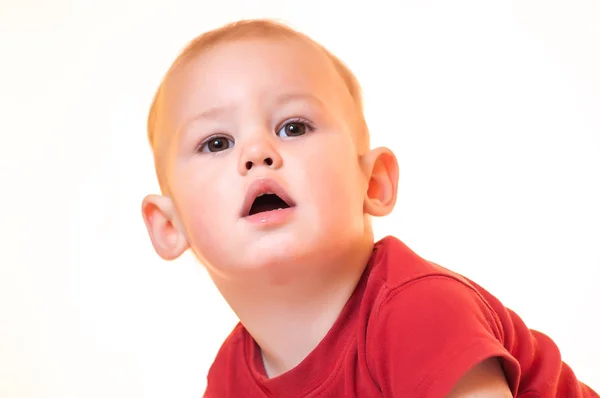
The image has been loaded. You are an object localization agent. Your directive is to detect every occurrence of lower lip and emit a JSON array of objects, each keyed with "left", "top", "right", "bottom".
[{"left": 242, "top": 207, "right": 296, "bottom": 227}]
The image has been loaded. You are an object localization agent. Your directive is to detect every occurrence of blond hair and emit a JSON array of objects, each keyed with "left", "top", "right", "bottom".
[{"left": 147, "top": 19, "right": 368, "bottom": 194}]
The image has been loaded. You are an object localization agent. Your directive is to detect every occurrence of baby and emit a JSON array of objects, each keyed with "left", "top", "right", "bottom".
[{"left": 141, "top": 19, "right": 598, "bottom": 397}]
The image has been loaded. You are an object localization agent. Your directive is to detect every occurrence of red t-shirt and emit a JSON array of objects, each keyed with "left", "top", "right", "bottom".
[{"left": 204, "top": 236, "right": 598, "bottom": 397}]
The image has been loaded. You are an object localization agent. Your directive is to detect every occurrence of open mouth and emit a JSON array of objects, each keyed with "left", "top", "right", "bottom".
[
  {"left": 241, "top": 178, "right": 296, "bottom": 219},
  {"left": 248, "top": 193, "right": 291, "bottom": 216}
]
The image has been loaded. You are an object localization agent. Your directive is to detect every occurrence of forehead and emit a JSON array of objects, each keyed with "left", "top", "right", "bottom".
[{"left": 161, "top": 37, "right": 350, "bottom": 126}]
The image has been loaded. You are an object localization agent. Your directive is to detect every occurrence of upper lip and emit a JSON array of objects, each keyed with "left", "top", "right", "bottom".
[{"left": 240, "top": 178, "right": 296, "bottom": 217}]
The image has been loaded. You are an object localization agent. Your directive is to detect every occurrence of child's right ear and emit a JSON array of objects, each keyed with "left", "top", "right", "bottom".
[{"left": 141, "top": 194, "right": 189, "bottom": 260}]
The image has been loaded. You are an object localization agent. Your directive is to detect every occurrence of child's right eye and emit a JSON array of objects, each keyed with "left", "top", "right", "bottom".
[{"left": 197, "top": 136, "right": 234, "bottom": 153}]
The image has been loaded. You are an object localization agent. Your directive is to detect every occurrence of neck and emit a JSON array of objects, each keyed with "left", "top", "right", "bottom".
[{"left": 210, "top": 234, "right": 374, "bottom": 378}]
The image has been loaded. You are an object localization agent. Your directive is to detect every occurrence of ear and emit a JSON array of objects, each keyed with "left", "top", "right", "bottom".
[
  {"left": 141, "top": 194, "right": 189, "bottom": 260},
  {"left": 360, "top": 147, "right": 399, "bottom": 217}
]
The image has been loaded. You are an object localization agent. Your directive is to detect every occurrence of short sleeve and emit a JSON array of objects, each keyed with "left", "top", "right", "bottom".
[{"left": 369, "top": 275, "right": 520, "bottom": 397}]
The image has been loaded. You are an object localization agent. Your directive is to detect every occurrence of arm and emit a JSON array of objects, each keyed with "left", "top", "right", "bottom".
[{"left": 446, "top": 358, "right": 513, "bottom": 398}]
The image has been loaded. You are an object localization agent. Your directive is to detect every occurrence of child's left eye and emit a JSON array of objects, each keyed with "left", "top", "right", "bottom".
[{"left": 276, "top": 120, "right": 314, "bottom": 138}]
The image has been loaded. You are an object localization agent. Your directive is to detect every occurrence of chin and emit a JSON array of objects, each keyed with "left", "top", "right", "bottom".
[
  {"left": 249, "top": 232, "right": 307, "bottom": 261},
  {"left": 198, "top": 218, "right": 362, "bottom": 275}
]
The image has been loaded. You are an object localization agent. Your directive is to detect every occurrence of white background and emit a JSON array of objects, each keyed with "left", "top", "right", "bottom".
[{"left": 1, "top": 0, "right": 599, "bottom": 397}]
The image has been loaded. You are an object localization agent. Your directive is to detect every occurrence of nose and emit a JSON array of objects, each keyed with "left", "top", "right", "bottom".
[{"left": 238, "top": 136, "right": 283, "bottom": 175}]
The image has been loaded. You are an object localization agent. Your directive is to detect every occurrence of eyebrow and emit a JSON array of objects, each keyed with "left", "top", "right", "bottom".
[
  {"left": 176, "top": 105, "right": 234, "bottom": 138},
  {"left": 273, "top": 92, "right": 326, "bottom": 109},
  {"left": 176, "top": 92, "right": 327, "bottom": 138}
]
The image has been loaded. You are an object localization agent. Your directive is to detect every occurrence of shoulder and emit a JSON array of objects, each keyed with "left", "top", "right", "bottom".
[
  {"left": 368, "top": 236, "right": 502, "bottom": 324},
  {"left": 370, "top": 272, "right": 508, "bottom": 362},
  {"left": 365, "top": 237, "right": 520, "bottom": 396},
  {"left": 368, "top": 236, "right": 475, "bottom": 289}
]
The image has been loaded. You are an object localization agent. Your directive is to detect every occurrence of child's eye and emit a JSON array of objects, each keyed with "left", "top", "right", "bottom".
[
  {"left": 276, "top": 120, "right": 314, "bottom": 138},
  {"left": 198, "top": 136, "right": 234, "bottom": 153}
]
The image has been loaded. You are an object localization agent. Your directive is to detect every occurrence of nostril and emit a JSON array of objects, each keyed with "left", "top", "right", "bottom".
[
  {"left": 245, "top": 161, "right": 253, "bottom": 170},
  {"left": 264, "top": 157, "right": 273, "bottom": 166}
]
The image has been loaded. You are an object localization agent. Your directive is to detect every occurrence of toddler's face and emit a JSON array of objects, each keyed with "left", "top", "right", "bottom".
[{"left": 160, "top": 37, "right": 370, "bottom": 277}]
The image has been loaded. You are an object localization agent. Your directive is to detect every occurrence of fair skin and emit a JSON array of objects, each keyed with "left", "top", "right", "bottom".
[
  {"left": 448, "top": 359, "right": 513, "bottom": 398},
  {"left": 142, "top": 36, "right": 512, "bottom": 397}
]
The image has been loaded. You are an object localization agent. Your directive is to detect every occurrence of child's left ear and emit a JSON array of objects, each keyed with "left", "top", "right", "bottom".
[{"left": 360, "top": 147, "right": 399, "bottom": 217}]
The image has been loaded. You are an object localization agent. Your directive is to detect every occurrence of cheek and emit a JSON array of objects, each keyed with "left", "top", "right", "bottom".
[
  {"left": 298, "top": 138, "right": 365, "bottom": 218},
  {"left": 173, "top": 161, "right": 237, "bottom": 242},
  {"left": 324, "top": 165, "right": 363, "bottom": 215}
]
